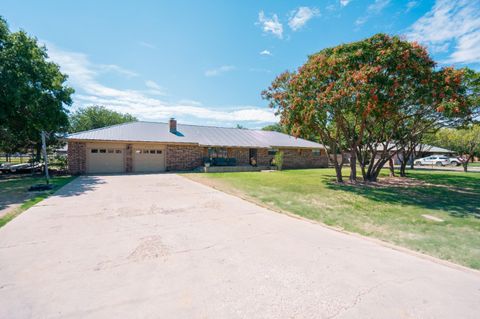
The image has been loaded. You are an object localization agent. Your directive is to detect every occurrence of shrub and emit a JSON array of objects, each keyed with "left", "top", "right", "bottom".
[{"left": 274, "top": 151, "right": 284, "bottom": 170}]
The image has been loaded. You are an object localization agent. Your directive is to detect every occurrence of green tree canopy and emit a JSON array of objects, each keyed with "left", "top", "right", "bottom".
[
  {"left": 263, "top": 33, "right": 473, "bottom": 182},
  {"left": 0, "top": 16, "right": 73, "bottom": 156},
  {"left": 434, "top": 125, "right": 480, "bottom": 172},
  {"left": 262, "top": 123, "right": 286, "bottom": 133},
  {"left": 69, "top": 105, "right": 137, "bottom": 133}
]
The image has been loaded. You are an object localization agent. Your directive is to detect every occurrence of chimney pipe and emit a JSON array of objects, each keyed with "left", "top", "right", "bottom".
[{"left": 169, "top": 118, "right": 177, "bottom": 133}]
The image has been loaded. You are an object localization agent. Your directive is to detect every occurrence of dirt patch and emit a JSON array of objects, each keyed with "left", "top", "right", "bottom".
[{"left": 337, "top": 177, "right": 428, "bottom": 188}]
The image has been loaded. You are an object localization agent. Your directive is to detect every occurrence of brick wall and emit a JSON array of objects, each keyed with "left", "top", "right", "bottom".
[
  {"left": 282, "top": 148, "right": 328, "bottom": 169},
  {"left": 68, "top": 141, "right": 86, "bottom": 174},
  {"left": 227, "top": 148, "right": 250, "bottom": 165},
  {"left": 126, "top": 144, "right": 133, "bottom": 172},
  {"left": 166, "top": 145, "right": 204, "bottom": 171},
  {"left": 257, "top": 148, "right": 274, "bottom": 166},
  {"left": 256, "top": 148, "right": 328, "bottom": 168}
]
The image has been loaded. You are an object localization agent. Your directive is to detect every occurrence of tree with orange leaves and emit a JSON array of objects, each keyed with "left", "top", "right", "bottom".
[{"left": 263, "top": 33, "right": 472, "bottom": 182}]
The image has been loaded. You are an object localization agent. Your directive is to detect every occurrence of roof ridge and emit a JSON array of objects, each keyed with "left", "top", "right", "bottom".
[
  {"left": 137, "top": 120, "right": 270, "bottom": 132},
  {"left": 67, "top": 121, "right": 138, "bottom": 137}
]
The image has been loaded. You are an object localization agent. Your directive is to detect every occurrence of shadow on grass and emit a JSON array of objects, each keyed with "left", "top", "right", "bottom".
[
  {"left": 406, "top": 172, "right": 480, "bottom": 193},
  {"left": 326, "top": 172, "right": 480, "bottom": 218},
  {"left": 0, "top": 175, "right": 105, "bottom": 211}
]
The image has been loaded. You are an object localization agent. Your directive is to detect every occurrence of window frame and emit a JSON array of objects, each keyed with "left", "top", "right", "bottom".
[
  {"left": 267, "top": 148, "right": 278, "bottom": 156},
  {"left": 208, "top": 147, "right": 228, "bottom": 158}
]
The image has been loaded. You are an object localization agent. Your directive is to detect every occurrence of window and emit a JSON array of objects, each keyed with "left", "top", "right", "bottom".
[
  {"left": 107, "top": 149, "right": 114, "bottom": 154},
  {"left": 91, "top": 149, "right": 98, "bottom": 153},
  {"left": 135, "top": 150, "right": 142, "bottom": 154},
  {"left": 150, "top": 150, "right": 156, "bottom": 154},
  {"left": 208, "top": 147, "right": 227, "bottom": 158},
  {"left": 312, "top": 149, "right": 321, "bottom": 156},
  {"left": 142, "top": 150, "right": 149, "bottom": 154},
  {"left": 99, "top": 149, "right": 106, "bottom": 153},
  {"left": 268, "top": 148, "right": 278, "bottom": 156},
  {"left": 156, "top": 150, "right": 162, "bottom": 154},
  {"left": 115, "top": 149, "right": 122, "bottom": 154}
]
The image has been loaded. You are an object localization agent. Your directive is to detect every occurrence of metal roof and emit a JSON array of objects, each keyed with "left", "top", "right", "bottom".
[
  {"left": 416, "top": 144, "right": 453, "bottom": 153},
  {"left": 67, "top": 121, "right": 325, "bottom": 149},
  {"left": 375, "top": 143, "right": 454, "bottom": 153}
]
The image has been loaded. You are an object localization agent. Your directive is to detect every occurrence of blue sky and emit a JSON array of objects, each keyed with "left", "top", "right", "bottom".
[{"left": 2, "top": 0, "right": 480, "bottom": 128}]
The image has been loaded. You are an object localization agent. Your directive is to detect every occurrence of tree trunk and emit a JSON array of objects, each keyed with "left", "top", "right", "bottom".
[
  {"left": 330, "top": 145, "right": 343, "bottom": 183},
  {"left": 349, "top": 148, "right": 357, "bottom": 183},
  {"left": 463, "top": 163, "right": 468, "bottom": 172},
  {"left": 388, "top": 158, "right": 395, "bottom": 177},
  {"left": 400, "top": 161, "right": 407, "bottom": 177},
  {"left": 364, "top": 158, "right": 389, "bottom": 182},
  {"left": 335, "top": 164, "right": 343, "bottom": 183}
]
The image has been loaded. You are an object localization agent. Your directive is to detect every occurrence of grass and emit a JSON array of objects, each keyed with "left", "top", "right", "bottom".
[
  {"left": 186, "top": 168, "right": 480, "bottom": 270},
  {"left": 0, "top": 156, "right": 29, "bottom": 165},
  {"left": 0, "top": 175, "right": 76, "bottom": 228}
]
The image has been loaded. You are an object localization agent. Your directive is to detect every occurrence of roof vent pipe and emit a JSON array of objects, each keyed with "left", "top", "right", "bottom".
[{"left": 169, "top": 118, "right": 177, "bottom": 133}]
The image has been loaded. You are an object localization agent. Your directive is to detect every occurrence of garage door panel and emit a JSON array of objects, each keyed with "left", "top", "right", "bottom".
[
  {"left": 133, "top": 147, "right": 165, "bottom": 172},
  {"left": 87, "top": 147, "right": 125, "bottom": 173}
]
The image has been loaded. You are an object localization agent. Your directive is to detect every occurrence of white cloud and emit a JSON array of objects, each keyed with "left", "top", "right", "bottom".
[
  {"left": 139, "top": 41, "right": 156, "bottom": 49},
  {"left": 340, "top": 0, "right": 351, "bottom": 7},
  {"left": 145, "top": 80, "right": 162, "bottom": 90},
  {"left": 368, "top": 0, "right": 390, "bottom": 14},
  {"left": 356, "top": 0, "right": 390, "bottom": 26},
  {"left": 249, "top": 67, "right": 272, "bottom": 73},
  {"left": 144, "top": 80, "right": 166, "bottom": 96},
  {"left": 406, "top": 0, "right": 480, "bottom": 64},
  {"left": 355, "top": 16, "right": 367, "bottom": 26},
  {"left": 288, "top": 7, "right": 320, "bottom": 31},
  {"left": 257, "top": 11, "right": 283, "bottom": 38},
  {"left": 406, "top": 1, "right": 418, "bottom": 12},
  {"left": 260, "top": 49, "right": 272, "bottom": 56},
  {"left": 204, "top": 65, "right": 235, "bottom": 77},
  {"left": 99, "top": 64, "right": 138, "bottom": 77},
  {"left": 44, "top": 43, "right": 276, "bottom": 124}
]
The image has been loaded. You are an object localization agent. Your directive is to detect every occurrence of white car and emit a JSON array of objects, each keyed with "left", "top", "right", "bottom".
[
  {"left": 414, "top": 155, "right": 451, "bottom": 166},
  {"left": 447, "top": 157, "right": 464, "bottom": 166}
]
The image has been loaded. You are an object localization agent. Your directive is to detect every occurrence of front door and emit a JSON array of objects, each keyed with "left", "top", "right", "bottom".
[{"left": 249, "top": 148, "right": 257, "bottom": 166}]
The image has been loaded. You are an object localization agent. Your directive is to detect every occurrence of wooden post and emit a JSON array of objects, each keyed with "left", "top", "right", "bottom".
[{"left": 41, "top": 131, "right": 50, "bottom": 184}]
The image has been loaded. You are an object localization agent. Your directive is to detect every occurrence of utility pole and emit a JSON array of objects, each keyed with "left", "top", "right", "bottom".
[{"left": 41, "top": 131, "right": 50, "bottom": 184}]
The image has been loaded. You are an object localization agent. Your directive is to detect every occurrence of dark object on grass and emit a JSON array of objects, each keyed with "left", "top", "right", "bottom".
[{"left": 28, "top": 184, "right": 54, "bottom": 192}]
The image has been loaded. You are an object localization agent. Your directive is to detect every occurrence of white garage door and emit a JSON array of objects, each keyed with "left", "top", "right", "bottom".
[
  {"left": 87, "top": 146, "right": 125, "bottom": 173},
  {"left": 133, "top": 147, "right": 166, "bottom": 172}
]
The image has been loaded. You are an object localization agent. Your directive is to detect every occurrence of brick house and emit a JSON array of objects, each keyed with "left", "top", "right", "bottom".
[{"left": 66, "top": 119, "right": 328, "bottom": 174}]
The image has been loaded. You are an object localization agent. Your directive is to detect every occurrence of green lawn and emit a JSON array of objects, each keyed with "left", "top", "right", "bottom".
[
  {"left": 0, "top": 175, "right": 76, "bottom": 228},
  {"left": 186, "top": 169, "right": 480, "bottom": 269}
]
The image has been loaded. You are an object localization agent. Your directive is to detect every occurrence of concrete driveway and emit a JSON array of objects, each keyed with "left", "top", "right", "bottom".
[{"left": 1, "top": 174, "right": 479, "bottom": 318}]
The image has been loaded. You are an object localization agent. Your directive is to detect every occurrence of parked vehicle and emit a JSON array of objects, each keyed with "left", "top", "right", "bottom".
[
  {"left": 414, "top": 155, "right": 451, "bottom": 166},
  {"left": 0, "top": 162, "right": 43, "bottom": 173},
  {"left": 448, "top": 157, "right": 465, "bottom": 166}
]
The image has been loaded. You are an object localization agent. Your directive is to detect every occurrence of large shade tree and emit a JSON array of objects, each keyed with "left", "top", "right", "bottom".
[
  {"left": 69, "top": 105, "right": 137, "bottom": 133},
  {"left": 263, "top": 33, "right": 471, "bottom": 182},
  {"left": 0, "top": 17, "right": 73, "bottom": 158}
]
